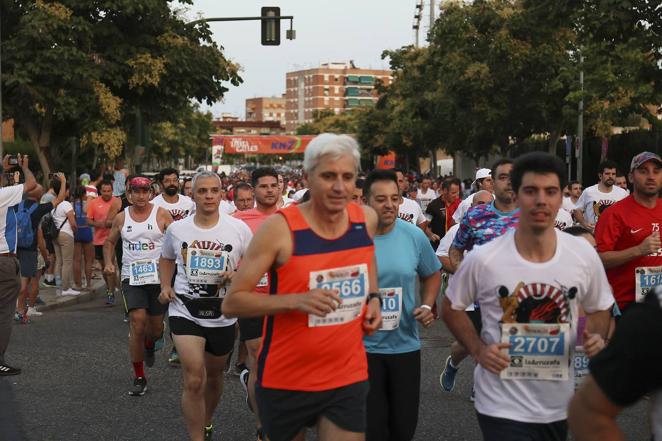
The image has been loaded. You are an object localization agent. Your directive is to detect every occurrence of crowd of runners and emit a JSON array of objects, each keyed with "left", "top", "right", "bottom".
[{"left": 0, "top": 133, "right": 660, "bottom": 441}]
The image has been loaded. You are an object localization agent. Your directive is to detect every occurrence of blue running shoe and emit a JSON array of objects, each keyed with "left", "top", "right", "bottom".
[
  {"left": 105, "top": 291, "right": 115, "bottom": 305},
  {"left": 440, "top": 355, "right": 459, "bottom": 392}
]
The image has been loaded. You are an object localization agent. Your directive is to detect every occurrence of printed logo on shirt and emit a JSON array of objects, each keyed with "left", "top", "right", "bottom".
[
  {"left": 592, "top": 200, "right": 616, "bottom": 219},
  {"left": 181, "top": 240, "right": 232, "bottom": 298},
  {"left": 127, "top": 241, "right": 156, "bottom": 251},
  {"left": 497, "top": 281, "right": 577, "bottom": 324},
  {"left": 398, "top": 212, "right": 415, "bottom": 224},
  {"left": 170, "top": 209, "right": 191, "bottom": 221}
]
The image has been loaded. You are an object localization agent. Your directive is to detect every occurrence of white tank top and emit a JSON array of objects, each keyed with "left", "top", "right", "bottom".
[{"left": 121, "top": 205, "right": 164, "bottom": 279}]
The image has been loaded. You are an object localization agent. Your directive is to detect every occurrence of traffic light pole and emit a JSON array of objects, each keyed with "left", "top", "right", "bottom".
[{"left": 188, "top": 16, "right": 296, "bottom": 42}]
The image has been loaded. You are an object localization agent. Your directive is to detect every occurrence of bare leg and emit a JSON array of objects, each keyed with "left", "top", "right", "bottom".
[
  {"left": 203, "top": 352, "right": 229, "bottom": 426},
  {"left": 173, "top": 334, "right": 207, "bottom": 441},
  {"left": 16, "top": 277, "right": 29, "bottom": 316},
  {"left": 129, "top": 309, "right": 147, "bottom": 363},
  {"left": 245, "top": 338, "right": 262, "bottom": 429},
  {"left": 450, "top": 341, "right": 469, "bottom": 366},
  {"left": 83, "top": 243, "right": 94, "bottom": 288},
  {"left": 318, "top": 416, "right": 364, "bottom": 441},
  {"left": 73, "top": 242, "right": 82, "bottom": 288}
]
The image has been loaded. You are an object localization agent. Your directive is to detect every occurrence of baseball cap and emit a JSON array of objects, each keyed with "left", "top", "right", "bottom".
[
  {"left": 472, "top": 168, "right": 491, "bottom": 186},
  {"left": 630, "top": 151, "right": 662, "bottom": 171},
  {"left": 78, "top": 173, "right": 91, "bottom": 182}
]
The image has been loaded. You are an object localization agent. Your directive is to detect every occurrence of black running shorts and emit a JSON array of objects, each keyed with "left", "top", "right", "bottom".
[
  {"left": 238, "top": 317, "right": 263, "bottom": 341},
  {"left": 169, "top": 316, "right": 235, "bottom": 357},
  {"left": 256, "top": 380, "right": 369, "bottom": 441},
  {"left": 121, "top": 280, "right": 167, "bottom": 316}
]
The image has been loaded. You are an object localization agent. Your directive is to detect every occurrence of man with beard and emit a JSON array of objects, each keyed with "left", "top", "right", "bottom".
[
  {"left": 575, "top": 160, "right": 628, "bottom": 230},
  {"left": 233, "top": 167, "right": 280, "bottom": 440},
  {"left": 442, "top": 152, "right": 613, "bottom": 441},
  {"left": 152, "top": 168, "right": 195, "bottom": 222},
  {"left": 594, "top": 152, "right": 662, "bottom": 315}
]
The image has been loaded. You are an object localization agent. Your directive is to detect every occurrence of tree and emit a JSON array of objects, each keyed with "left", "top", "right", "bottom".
[
  {"left": 295, "top": 109, "right": 359, "bottom": 135},
  {"left": 1, "top": 0, "right": 241, "bottom": 175}
]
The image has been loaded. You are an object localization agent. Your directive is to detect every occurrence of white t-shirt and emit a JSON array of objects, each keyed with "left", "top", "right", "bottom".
[
  {"left": 161, "top": 214, "right": 252, "bottom": 327},
  {"left": 219, "top": 200, "right": 236, "bottom": 215},
  {"left": 574, "top": 184, "right": 628, "bottom": 226},
  {"left": 436, "top": 223, "right": 460, "bottom": 259},
  {"left": 446, "top": 229, "right": 614, "bottom": 423},
  {"left": 52, "top": 201, "right": 74, "bottom": 238},
  {"left": 554, "top": 208, "right": 574, "bottom": 231},
  {"left": 561, "top": 197, "right": 577, "bottom": 213},
  {"left": 152, "top": 194, "right": 195, "bottom": 222},
  {"left": 453, "top": 193, "right": 495, "bottom": 224},
  {"left": 416, "top": 188, "right": 437, "bottom": 212},
  {"left": 398, "top": 197, "right": 426, "bottom": 225}
]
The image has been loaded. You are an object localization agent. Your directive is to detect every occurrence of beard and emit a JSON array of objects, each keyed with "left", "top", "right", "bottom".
[{"left": 164, "top": 186, "right": 178, "bottom": 196}]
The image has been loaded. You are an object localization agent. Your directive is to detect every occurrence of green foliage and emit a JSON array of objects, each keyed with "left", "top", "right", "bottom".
[
  {"left": 294, "top": 109, "right": 358, "bottom": 135},
  {"left": 149, "top": 103, "right": 213, "bottom": 164}
]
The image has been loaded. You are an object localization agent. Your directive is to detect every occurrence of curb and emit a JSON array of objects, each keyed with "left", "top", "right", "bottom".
[{"left": 35, "top": 283, "right": 110, "bottom": 313}]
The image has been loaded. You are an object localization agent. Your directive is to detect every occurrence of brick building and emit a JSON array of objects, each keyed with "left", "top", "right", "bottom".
[
  {"left": 285, "top": 62, "right": 392, "bottom": 132},
  {"left": 245, "top": 96, "right": 286, "bottom": 126}
]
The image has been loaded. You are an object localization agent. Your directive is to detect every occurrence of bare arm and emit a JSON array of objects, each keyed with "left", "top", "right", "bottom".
[
  {"left": 66, "top": 210, "right": 77, "bottom": 233},
  {"left": 19, "top": 155, "right": 37, "bottom": 194},
  {"left": 575, "top": 209, "right": 594, "bottom": 230},
  {"left": 51, "top": 173, "right": 66, "bottom": 208},
  {"left": 103, "top": 212, "right": 124, "bottom": 273},
  {"left": 156, "top": 207, "right": 173, "bottom": 233},
  {"left": 439, "top": 256, "right": 453, "bottom": 274},
  {"left": 413, "top": 271, "right": 442, "bottom": 327},
  {"left": 598, "top": 232, "right": 660, "bottom": 269},
  {"left": 568, "top": 376, "right": 624, "bottom": 441}
]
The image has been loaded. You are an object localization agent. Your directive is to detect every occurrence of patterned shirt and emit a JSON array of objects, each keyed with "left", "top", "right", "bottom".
[{"left": 452, "top": 202, "right": 520, "bottom": 252}]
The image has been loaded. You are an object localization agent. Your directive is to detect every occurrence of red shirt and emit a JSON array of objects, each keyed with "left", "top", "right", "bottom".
[
  {"left": 445, "top": 198, "right": 461, "bottom": 231},
  {"left": 595, "top": 195, "right": 662, "bottom": 310},
  {"left": 233, "top": 208, "right": 273, "bottom": 294},
  {"left": 87, "top": 196, "right": 117, "bottom": 245}
]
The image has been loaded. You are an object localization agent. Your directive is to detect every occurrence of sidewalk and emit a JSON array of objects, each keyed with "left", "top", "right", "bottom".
[{"left": 34, "top": 271, "right": 112, "bottom": 312}]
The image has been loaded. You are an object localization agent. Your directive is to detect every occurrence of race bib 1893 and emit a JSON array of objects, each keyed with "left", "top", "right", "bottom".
[
  {"left": 308, "top": 264, "right": 368, "bottom": 327},
  {"left": 635, "top": 266, "right": 662, "bottom": 303},
  {"left": 130, "top": 259, "right": 159, "bottom": 286},
  {"left": 500, "top": 323, "right": 570, "bottom": 381},
  {"left": 186, "top": 249, "right": 228, "bottom": 285},
  {"left": 379, "top": 287, "right": 402, "bottom": 331}
]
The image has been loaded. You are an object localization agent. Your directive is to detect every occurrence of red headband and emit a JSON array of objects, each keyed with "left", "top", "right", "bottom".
[{"left": 129, "top": 177, "right": 152, "bottom": 190}]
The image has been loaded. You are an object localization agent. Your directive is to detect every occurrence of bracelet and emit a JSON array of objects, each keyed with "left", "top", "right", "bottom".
[
  {"left": 367, "top": 292, "right": 383, "bottom": 307},
  {"left": 420, "top": 304, "right": 432, "bottom": 311}
]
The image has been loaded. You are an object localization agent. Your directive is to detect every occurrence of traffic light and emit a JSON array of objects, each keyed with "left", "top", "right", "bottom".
[{"left": 261, "top": 7, "right": 280, "bottom": 46}]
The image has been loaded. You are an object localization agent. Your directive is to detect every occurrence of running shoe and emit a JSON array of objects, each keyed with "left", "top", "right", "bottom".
[
  {"left": 128, "top": 377, "right": 147, "bottom": 396},
  {"left": 0, "top": 364, "right": 21, "bottom": 376},
  {"left": 61, "top": 288, "right": 81, "bottom": 296},
  {"left": 240, "top": 368, "right": 253, "bottom": 412},
  {"left": 40, "top": 279, "right": 56, "bottom": 288},
  {"left": 123, "top": 313, "right": 129, "bottom": 323},
  {"left": 440, "top": 355, "right": 459, "bottom": 392},
  {"left": 470, "top": 386, "right": 475, "bottom": 402},
  {"left": 105, "top": 291, "right": 115, "bottom": 305},
  {"left": 234, "top": 362, "right": 247, "bottom": 377},
  {"left": 168, "top": 348, "right": 180, "bottom": 365},
  {"left": 204, "top": 424, "right": 213, "bottom": 441},
  {"left": 27, "top": 306, "right": 43, "bottom": 317},
  {"left": 14, "top": 312, "right": 30, "bottom": 324}
]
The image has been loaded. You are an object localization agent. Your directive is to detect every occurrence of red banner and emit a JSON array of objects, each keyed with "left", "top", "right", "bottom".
[
  {"left": 211, "top": 135, "right": 315, "bottom": 155},
  {"left": 376, "top": 151, "right": 396, "bottom": 169}
]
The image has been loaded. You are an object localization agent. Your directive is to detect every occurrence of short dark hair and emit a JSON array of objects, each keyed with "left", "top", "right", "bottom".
[
  {"left": 159, "top": 167, "right": 179, "bottom": 182},
  {"left": 233, "top": 182, "right": 253, "bottom": 200},
  {"left": 491, "top": 158, "right": 514, "bottom": 180},
  {"left": 511, "top": 152, "right": 567, "bottom": 193},
  {"left": 567, "top": 180, "right": 580, "bottom": 189},
  {"left": 564, "top": 225, "right": 594, "bottom": 237},
  {"left": 364, "top": 169, "right": 399, "bottom": 198},
  {"left": 442, "top": 177, "right": 461, "bottom": 191},
  {"left": 355, "top": 178, "right": 365, "bottom": 189},
  {"left": 598, "top": 160, "right": 618, "bottom": 174},
  {"left": 97, "top": 180, "right": 113, "bottom": 192},
  {"left": 251, "top": 167, "right": 279, "bottom": 187}
]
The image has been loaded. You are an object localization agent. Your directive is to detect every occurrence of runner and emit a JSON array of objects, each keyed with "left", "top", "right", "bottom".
[
  {"left": 568, "top": 286, "right": 662, "bottom": 441},
  {"left": 415, "top": 176, "right": 437, "bottom": 213},
  {"left": 233, "top": 167, "right": 280, "bottom": 440},
  {"left": 223, "top": 133, "right": 382, "bottom": 441},
  {"left": 393, "top": 169, "right": 438, "bottom": 242},
  {"left": 87, "top": 180, "right": 118, "bottom": 304},
  {"left": 574, "top": 160, "right": 628, "bottom": 230},
  {"left": 233, "top": 182, "right": 255, "bottom": 212},
  {"left": 442, "top": 152, "right": 613, "bottom": 441},
  {"left": 425, "top": 177, "right": 462, "bottom": 243},
  {"left": 452, "top": 168, "right": 494, "bottom": 224},
  {"left": 615, "top": 171, "right": 629, "bottom": 193},
  {"left": 352, "top": 178, "right": 365, "bottom": 204},
  {"left": 103, "top": 176, "right": 173, "bottom": 396},
  {"left": 562, "top": 181, "right": 582, "bottom": 214},
  {"left": 158, "top": 171, "right": 253, "bottom": 441},
  {"left": 594, "top": 151, "right": 662, "bottom": 314},
  {"left": 362, "top": 169, "right": 441, "bottom": 441},
  {"left": 152, "top": 168, "right": 195, "bottom": 221}
]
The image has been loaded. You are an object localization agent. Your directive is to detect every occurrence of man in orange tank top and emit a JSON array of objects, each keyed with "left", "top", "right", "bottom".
[{"left": 224, "top": 133, "right": 382, "bottom": 441}]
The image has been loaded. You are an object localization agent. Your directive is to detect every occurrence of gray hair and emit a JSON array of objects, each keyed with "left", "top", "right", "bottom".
[
  {"left": 191, "top": 171, "right": 222, "bottom": 192},
  {"left": 303, "top": 133, "right": 361, "bottom": 173}
]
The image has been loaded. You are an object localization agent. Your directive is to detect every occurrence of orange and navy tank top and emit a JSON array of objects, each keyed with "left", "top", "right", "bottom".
[{"left": 256, "top": 202, "right": 374, "bottom": 391}]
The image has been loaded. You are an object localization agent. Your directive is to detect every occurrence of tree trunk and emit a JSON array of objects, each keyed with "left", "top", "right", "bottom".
[
  {"left": 34, "top": 145, "right": 51, "bottom": 181},
  {"left": 548, "top": 129, "right": 561, "bottom": 155}
]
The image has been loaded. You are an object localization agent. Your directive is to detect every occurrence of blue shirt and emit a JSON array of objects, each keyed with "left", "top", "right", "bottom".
[{"left": 364, "top": 219, "right": 441, "bottom": 354}]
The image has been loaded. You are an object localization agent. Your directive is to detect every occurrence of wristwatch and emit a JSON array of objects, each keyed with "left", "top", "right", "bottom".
[{"left": 367, "top": 292, "right": 383, "bottom": 307}]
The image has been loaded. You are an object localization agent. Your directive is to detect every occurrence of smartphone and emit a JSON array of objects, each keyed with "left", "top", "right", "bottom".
[
  {"left": 8, "top": 155, "right": 18, "bottom": 166},
  {"left": 48, "top": 172, "right": 58, "bottom": 180}
]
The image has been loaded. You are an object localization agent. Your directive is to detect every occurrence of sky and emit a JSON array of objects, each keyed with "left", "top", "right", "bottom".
[{"left": 187, "top": 0, "right": 435, "bottom": 118}]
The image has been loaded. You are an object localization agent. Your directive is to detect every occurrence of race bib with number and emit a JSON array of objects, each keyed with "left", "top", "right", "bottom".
[
  {"left": 379, "top": 287, "right": 402, "bottom": 331},
  {"left": 186, "top": 249, "right": 228, "bottom": 285},
  {"left": 500, "top": 323, "right": 570, "bottom": 381},
  {"left": 308, "top": 264, "right": 368, "bottom": 327},
  {"left": 257, "top": 273, "right": 269, "bottom": 288},
  {"left": 635, "top": 266, "right": 662, "bottom": 303},
  {"left": 130, "top": 259, "right": 159, "bottom": 286},
  {"left": 573, "top": 346, "right": 590, "bottom": 389}
]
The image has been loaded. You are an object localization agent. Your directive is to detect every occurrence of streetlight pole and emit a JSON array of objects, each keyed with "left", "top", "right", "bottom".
[{"left": 577, "top": 54, "right": 584, "bottom": 184}]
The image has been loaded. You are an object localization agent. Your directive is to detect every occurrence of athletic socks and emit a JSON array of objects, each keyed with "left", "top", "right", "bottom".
[
  {"left": 133, "top": 361, "right": 145, "bottom": 378},
  {"left": 145, "top": 338, "right": 155, "bottom": 350}
]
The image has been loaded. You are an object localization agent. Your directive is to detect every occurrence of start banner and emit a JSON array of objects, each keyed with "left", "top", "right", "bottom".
[{"left": 211, "top": 135, "right": 315, "bottom": 155}]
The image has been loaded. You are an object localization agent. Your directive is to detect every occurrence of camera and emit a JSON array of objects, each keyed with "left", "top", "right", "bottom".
[
  {"left": 8, "top": 155, "right": 18, "bottom": 166},
  {"left": 49, "top": 172, "right": 59, "bottom": 180}
]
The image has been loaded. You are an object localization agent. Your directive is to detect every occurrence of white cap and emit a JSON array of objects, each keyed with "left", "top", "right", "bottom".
[{"left": 472, "top": 168, "right": 491, "bottom": 186}]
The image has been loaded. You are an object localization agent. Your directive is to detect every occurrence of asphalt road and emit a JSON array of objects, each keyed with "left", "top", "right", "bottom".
[{"left": 2, "top": 300, "right": 651, "bottom": 441}]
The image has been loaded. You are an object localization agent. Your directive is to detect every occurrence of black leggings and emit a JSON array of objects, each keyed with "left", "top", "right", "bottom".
[{"left": 366, "top": 350, "right": 421, "bottom": 441}]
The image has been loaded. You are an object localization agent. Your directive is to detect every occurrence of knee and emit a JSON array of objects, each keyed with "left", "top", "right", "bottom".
[
  {"left": 130, "top": 316, "right": 147, "bottom": 336},
  {"left": 183, "top": 370, "right": 206, "bottom": 395}
]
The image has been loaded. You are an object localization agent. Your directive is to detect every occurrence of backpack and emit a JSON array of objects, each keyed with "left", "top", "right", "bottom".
[
  {"left": 15, "top": 201, "right": 39, "bottom": 248},
  {"left": 42, "top": 211, "right": 67, "bottom": 241}
]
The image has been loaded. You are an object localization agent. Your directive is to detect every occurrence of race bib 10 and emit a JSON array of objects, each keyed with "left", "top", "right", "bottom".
[
  {"left": 130, "top": 259, "right": 159, "bottom": 286},
  {"left": 308, "top": 264, "right": 368, "bottom": 327},
  {"left": 500, "top": 323, "right": 570, "bottom": 381},
  {"left": 379, "top": 287, "right": 402, "bottom": 331},
  {"left": 635, "top": 266, "right": 662, "bottom": 303},
  {"left": 186, "top": 248, "right": 228, "bottom": 285}
]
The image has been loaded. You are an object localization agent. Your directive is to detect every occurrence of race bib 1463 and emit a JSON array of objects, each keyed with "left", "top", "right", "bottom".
[{"left": 130, "top": 259, "right": 159, "bottom": 286}]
